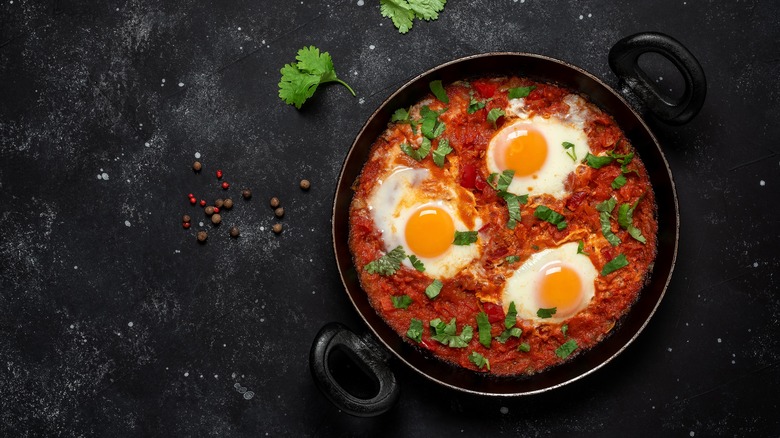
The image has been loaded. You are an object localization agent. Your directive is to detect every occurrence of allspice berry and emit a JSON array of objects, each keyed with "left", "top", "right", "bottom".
[
  {"left": 270, "top": 197, "right": 280, "bottom": 208},
  {"left": 274, "top": 207, "right": 284, "bottom": 218},
  {"left": 214, "top": 199, "right": 224, "bottom": 208},
  {"left": 197, "top": 230, "right": 208, "bottom": 242},
  {"left": 223, "top": 198, "right": 234, "bottom": 210},
  {"left": 182, "top": 214, "right": 191, "bottom": 223},
  {"left": 204, "top": 206, "right": 215, "bottom": 216},
  {"left": 193, "top": 161, "right": 202, "bottom": 171},
  {"left": 300, "top": 179, "right": 311, "bottom": 190},
  {"left": 229, "top": 226, "right": 240, "bottom": 237},
  {"left": 272, "top": 223, "right": 283, "bottom": 234},
  {"left": 242, "top": 189, "right": 252, "bottom": 199},
  {"left": 211, "top": 213, "right": 222, "bottom": 225}
]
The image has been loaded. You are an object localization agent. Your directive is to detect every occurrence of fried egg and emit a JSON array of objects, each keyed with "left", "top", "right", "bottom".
[
  {"left": 502, "top": 242, "right": 598, "bottom": 323},
  {"left": 486, "top": 115, "right": 590, "bottom": 198},
  {"left": 368, "top": 166, "right": 482, "bottom": 278}
]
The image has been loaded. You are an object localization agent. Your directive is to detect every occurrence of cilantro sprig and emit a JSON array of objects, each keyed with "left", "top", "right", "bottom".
[
  {"left": 555, "top": 339, "right": 578, "bottom": 359},
  {"left": 380, "top": 0, "right": 447, "bottom": 34},
  {"left": 364, "top": 246, "right": 406, "bottom": 276},
  {"left": 278, "top": 46, "right": 355, "bottom": 109},
  {"left": 430, "top": 318, "right": 473, "bottom": 348},
  {"left": 487, "top": 170, "right": 528, "bottom": 229},
  {"left": 495, "top": 302, "right": 522, "bottom": 344},
  {"left": 469, "top": 351, "right": 490, "bottom": 371},
  {"left": 534, "top": 205, "right": 567, "bottom": 230}
]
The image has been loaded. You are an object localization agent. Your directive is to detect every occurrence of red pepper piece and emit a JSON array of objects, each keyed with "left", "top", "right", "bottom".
[
  {"left": 472, "top": 81, "right": 497, "bottom": 98},
  {"left": 460, "top": 164, "right": 477, "bottom": 189},
  {"left": 566, "top": 191, "right": 588, "bottom": 210},
  {"left": 483, "top": 302, "right": 505, "bottom": 324}
]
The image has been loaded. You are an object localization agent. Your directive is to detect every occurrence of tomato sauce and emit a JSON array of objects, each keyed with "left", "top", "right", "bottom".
[{"left": 349, "top": 77, "right": 658, "bottom": 376}]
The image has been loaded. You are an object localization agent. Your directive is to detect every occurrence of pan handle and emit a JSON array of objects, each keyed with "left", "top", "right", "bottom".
[
  {"left": 608, "top": 32, "right": 706, "bottom": 125},
  {"left": 309, "top": 322, "right": 400, "bottom": 417}
]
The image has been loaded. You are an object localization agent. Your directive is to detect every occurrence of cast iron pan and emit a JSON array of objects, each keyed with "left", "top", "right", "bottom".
[{"left": 310, "top": 32, "right": 706, "bottom": 416}]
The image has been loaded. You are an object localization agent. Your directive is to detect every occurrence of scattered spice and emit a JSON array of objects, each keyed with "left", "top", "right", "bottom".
[
  {"left": 272, "top": 223, "right": 283, "bottom": 234},
  {"left": 182, "top": 215, "right": 191, "bottom": 223},
  {"left": 270, "top": 197, "right": 280, "bottom": 208},
  {"left": 229, "top": 226, "right": 240, "bottom": 237},
  {"left": 223, "top": 198, "right": 234, "bottom": 210},
  {"left": 242, "top": 189, "right": 252, "bottom": 199},
  {"left": 216, "top": 169, "right": 223, "bottom": 179},
  {"left": 214, "top": 199, "right": 224, "bottom": 208},
  {"left": 213, "top": 207, "right": 220, "bottom": 214},
  {"left": 221, "top": 182, "right": 230, "bottom": 190},
  {"left": 193, "top": 161, "right": 202, "bottom": 171},
  {"left": 211, "top": 214, "right": 222, "bottom": 225},
  {"left": 197, "top": 230, "right": 208, "bottom": 242},
  {"left": 204, "top": 206, "right": 215, "bottom": 216},
  {"left": 189, "top": 197, "right": 197, "bottom": 205},
  {"left": 300, "top": 179, "right": 311, "bottom": 190},
  {"left": 199, "top": 199, "right": 207, "bottom": 207},
  {"left": 183, "top": 222, "right": 191, "bottom": 229},
  {"left": 274, "top": 207, "right": 285, "bottom": 218}
]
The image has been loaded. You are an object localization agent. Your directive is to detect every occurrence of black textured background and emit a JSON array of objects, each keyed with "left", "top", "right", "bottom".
[{"left": 2, "top": 0, "right": 779, "bottom": 436}]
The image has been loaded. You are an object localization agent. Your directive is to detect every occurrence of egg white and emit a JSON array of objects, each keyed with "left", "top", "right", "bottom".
[{"left": 502, "top": 242, "right": 598, "bottom": 324}]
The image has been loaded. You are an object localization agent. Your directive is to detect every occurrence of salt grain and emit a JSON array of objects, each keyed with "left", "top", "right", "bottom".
[
  {"left": 128, "top": 321, "right": 134, "bottom": 327},
  {"left": 500, "top": 407, "right": 509, "bottom": 414},
  {"left": 124, "top": 220, "right": 131, "bottom": 227},
  {"left": 369, "top": 44, "right": 375, "bottom": 50},
  {"left": 759, "top": 180, "right": 765, "bottom": 186},
  {"left": 194, "top": 152, "right": 201, "bottom": 159},
  {"left": 184, "top": 372, "right": 189, "bottom": 377},
  {"left": 357, "top": 0, "right": 364, "bottom": 5}
]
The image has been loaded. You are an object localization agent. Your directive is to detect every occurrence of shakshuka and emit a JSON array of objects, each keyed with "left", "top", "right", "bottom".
[{"left": 348, "top": 77, "right": 657, "bottom": 375}]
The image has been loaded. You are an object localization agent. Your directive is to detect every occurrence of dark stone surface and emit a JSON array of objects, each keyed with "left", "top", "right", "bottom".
[{"left": 1, "top": 0, "right": 778, "bottom": 436}]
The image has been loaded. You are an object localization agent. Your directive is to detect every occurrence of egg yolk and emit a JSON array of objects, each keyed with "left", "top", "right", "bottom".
[
  {"left": 537, "top": 262, "right": 582, "bottom": 316},
  {"left": 504, "top": 128, "right": 548, "bottom": 176},
  {"left": 405, "top": 206, "right": 455, "bottom": 258}
]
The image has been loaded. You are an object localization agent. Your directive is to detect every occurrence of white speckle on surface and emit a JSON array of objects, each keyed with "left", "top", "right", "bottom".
[
  {"left": 178, "top": 82, "right": 184, "bottom": 87},
  {"left": 579, "top": 14, "right": 583, "bottom": 19},
  {"left": 96, "top": 174, "right": 101, "bottom": 180},
  {"left": 717, "top": 338, "right": 721, "bottom": 343},
  {"left": 74, "top": 265, "right": 78, "bottom": 269},
  {"left": 667, "top": 347, "right": 672, "bottom": 352},
  {"left": 195, "top": 152, "right": 201, "bottom": 159},
  {"left": 214, "top": 374, "right": 219, "bottom": 379},
  {"left": 70, "top": 324, "right": 74, "bottom": 329},
  {"left": 162, "top": 78, "right": 166, "bottom": 83},
  {"left": 359, "top": 97, "right": 365, "bottom": 104},
  {"left": 588, "top": 13, "right": 592, "bottom": 17},
  {"left": 128, "top": 321, "right": 133, "bottom": 327},
  {"left": 101, "top": 172, "right": 109, "bottom": 180},
  {"left": 759, "top": 180, "right": 765, "bottom": 186},
  {"left": 231, "top": 372, "right": 236, "bottom": 378},
  {"left": 369, "top": 44, "right": 375, "bottom": 50},
  {"left": 753, "top": 262, "right": 759, "bottom": 267},
  {"left": 144, "top": 142, "right": 150, "bottom": 147},
  {"left": 500, "top": 406, "right": 509, "bottom": 414},
  {"left": 199, "top": 222, "right": 204, "bottom": 227},
  {"left": 244, "top": 391, "right": 255, "bottom": 400},
  {"left": 357, "top": 0, "right": 364, "bottom": 5},
  {"left": 690, "top": 432, "right": 695, "bottom": 437},
  {"left": 237, "top": 27, "right": 242, "bottom": 30},
  {"left": 124, "top": 220, "right": 131, "bottom": 227}
]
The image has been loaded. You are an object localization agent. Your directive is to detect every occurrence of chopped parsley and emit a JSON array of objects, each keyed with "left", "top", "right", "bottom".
[
  {"left": 537, "top": 307, "right": 557, "bottom": 319},
  {"left": 584, "top": 152, "right": 615, "bottom": 169},
  {"left": 505, "top": 255, "right": 520, "bottom": 264},
  {"left": 596, "top": 197, "right": 617, "bottom": 213},
  {"left": 432, "top": 138, "right": 453, "bottom": 167},
  {"left": 467, "top": 91, "right": 490, "bottom": 114},
  {"left": 495, "top": 327, "right": 522, "bottom": 344},
  {"left": 517, "top": 342, "right": 531, "bottom": 352},
  {"left": 487, "top": 108, "right": 505, "bottom": 128},
  {"left": 429, "top": 80, "right": 449, "bottom": 103},
  {"left": 391, "top": 107, "right": 410, "bottom": 122},
  {"left": 420, "top": 106, "right": 446, "bottom": 140},
  {"left": 504, "top": 301, "right": 518, "bottom": 329},
  {"left": 278, "top": 46, "right": 355, "bottom": 109},
  {"left": 407, "top": 318, "right": 423, "bottom": 342},
  {"left": 555, "top": 339, "right": 578, "bottom": 359},
  {"left": 476, "top": 312, "right": 492, "bottom": 348},
  {"left": 618, "top": 200, "right": 646, "bottom": 244},
  {"left": 400, "top": 138, "right": 431, "bottom": 161},
  {"left": 425, "top": 279, "right": 443, "bottom": 299},
  {"left": 487, "top": 169, "right": 515, "bottom": 192},
  {"left": 364, "top": 246, "right": 406, "bottom": 276},
  {"left": 495, "top": 302, "right": 521, "bottom": 344},
  {"left": 453, "top": 230, "right": 478, "bottom": 245},
  {"left": 577, "top": 240, "right": 589, "bottom": 255},
  {"left": 391, "top": 295, "right": 413, "bottom": 309},
  {"left": 561, "top": 324, "right": 569, "bottom": 337},
  {"left": 611, "top": 174, "right": 627, "bottom": 189},
  {"left": 534, "top": 205, "right": 567, "bottom": 230},
  {"left": 408, "top": 254, "right": 425, "bottom": 272},
  {"left": 380, "top": 0, "right": 447, "bottom": 34},
  {"left": 468, "top": 351, "right": 490, "bottom": 370},
  {"left": 430, "top": 318, "right": 473, "bottom": 348},
  {"left": 601, "top": 253, "right": 629, "bottom": 276},
  {"left": 508, "top": 85, "right": 536, "bottom": 99},
  {"left": 488, "top": 170, "right": 528, "bottom": 229},
  {"left": 562, "top": 142, "right": 577, "bottom": 162},
  {"left": 596, "top": 197, "right": 621, "bottom": 246}
]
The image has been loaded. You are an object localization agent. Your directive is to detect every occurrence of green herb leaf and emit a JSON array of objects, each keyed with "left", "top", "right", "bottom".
[
  {"left": 537, "top": 307, "right": 557, "bottom": 319},
  {"left": 628, "top": 225, "right": 647, "bottom": 244},
  {"left": 432, "top": 138, "right": 453, "bottom": 167},
  {"left": 577, "top": 240, "right": 589, "bottom": 255},
  {"left": 425, "top": 279, "right": 443, "bottom": 299},
  {"left": 420, "top": 106, "right": 446, "bottom": 140},
  {"left": 391, "top": 107, "right": 410, "bottom": 122},
  {"left": 500, "top": 192, "right": 526, "bottom": 229},
  {"left": 505, "top": 255, "right": 520, "bottom": 264},
  {"left": 495, "top": 327, "right": 522, "bottom": 344},
  {"left": 534, "top": 205, "right": 567, "bottom": 230},
  {"left": 391, "top": 295, "right": 413, "bottom": 309},
  {"left": 517, "top": 342, "right": 531, "bottom": 352},
  {"left": 429, "top": 80, "right": 449, "bottom": 103},
  {"left": 407, "top": 318, "right": 423, "bottom": 342},
  {"left": 430, "top": 318, "right": 473, "bottom": 348},
  {"left": 555, "top": 339, "right": 578, "bottom": 359},
  {"left": 364, "top": 246, "right": 406, "bottom": 276},
  {"left": 611, "top": 174, "right": 627, "bottom": 189},
  {"left": 408, "top": 254, "right": 425, "bottom": 272},
  {"left": 508, "top": 85, "right": 536, "bottom": 99},
  {"left": 600, "top": 212, "right": 622, "bottom": 246},
  {"left": 596, "top": 197, "right": 617, "bottom": 213},
  {"left": 562, "top": 141, "right": 577, "bottom": 162},
  {"left": 380, "top": 0, "right": 415, "bottom": 33},
  {"left": 400, "top": 138, "right": 432, "bottom": 162},
  {"left": 488, "top": 169, "right": 515, "bottom": 192},
  {"left": 505, "top": 301, "right": 518, "bottom": 329},
  {"left": 278, "top": 46, "right": 355, "bottom": 109},
  {"left": 618, "top": 202, "right": 646, "bottom": 243},
  {"left": 468, "top": 351, "right": 490, "bottom": 370},
  {"left": 467, "top": 92, "right": 489, "bottom": 114},
  {"left": 487, "top": 108, "right": 505, "bottom": 128},
  {"left": 584, "top": 152, "right": 615, "bottom": 169},
  {"left": 476, "top": 312, "right": 492, "bottom": 348},
  {"left": 601, "top": 253, "right": 629, "bottom": 276},
  {"left": 453, "top": 230, "right": 478, "bottom": 245},
  {"left": 561, "top": 324, "right": 568, "bottom": 337}
]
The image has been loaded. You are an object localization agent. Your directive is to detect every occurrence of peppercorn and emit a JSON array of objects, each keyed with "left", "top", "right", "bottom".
[
  {"left": 229, "top": 226, "right": 240, "bottom": 237},
  {"left": 193, "top": 161, "right": 202, "bottom": 171},
  {"left": 270, "top": 197, "right": 280, "bottom": 208},
  {"left": 274, "top": 207, "right": 284, "bottom": 218},
  {"left": 221, "top": 181, "right": 230, "bottom": 190},
  {"left": 182, "top": 215, "right": 191, "bottom": 223},
  {"left": 204, "top": 206, "right": 215, "bottom": 216},
  {"left": 189, "top": 197, "right": 197, "bottom": 205},
  {"left": 197, "top": 230, "right": 208, "bottom": 242},
  {"left": 216, "top": 169, "right": 223, "bottom": 179},
  {"left": 223, "top": 198, "right": 234, "bottom": 210},
  {"left": 211, "top": 213, "right": 222, "bottom": 225},
  {"left": 300, "top": 179, "right": 311, "bottom": 190},
  {"left": 214, "top": 199, "right": 224, "bottom": 208},
  {"left": 183, "top": 222, "right": 191, "bottom": 229},
  {"left": 241, "top": 189, "right": 252, "bottom": 199},
  {"left": 272, "top": 223, "right": 283, "bottom": 234},
  {"left": 199, "top": 199, "right": 207, "bottom": 207},
  {"left": 213, "top": 207, "right": 220, "bottom": 214}
]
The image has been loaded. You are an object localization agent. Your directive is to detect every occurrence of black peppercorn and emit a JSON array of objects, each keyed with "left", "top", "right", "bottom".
[
  {"left": 182, "top": 214, "right": 191, "bottom": 223},
  {"left": 197, "top": 231, "right": 208, "bottom": 242},
  {"left": 274, "top": 207, "right": 284, "bottom": 218},
  {"left": 204, "top": 206, "right": 215, "bottom": 216},
  {"left": 272, "top": 223, "right": 283, "bottom": 234},
  {"left": 242, "top": 189, "right": 252, "bottom": 199},
  {"left": 193, "top": 161, "right": 202, "bottom": 171},
  {"left": 211, "top": 213, "right": 222, "bottom": 225},
  {"left": 300, "top": 179, "right": 310, "bottom": 190},
  {"left": 223, "top": 198, "right": 234, "bottom": 210},
  {"left": 229, "top": 226, "right": 240, "bottom": 237},
  {"left": 214, "top": 199, "right": 224, "bottom": 208}
]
